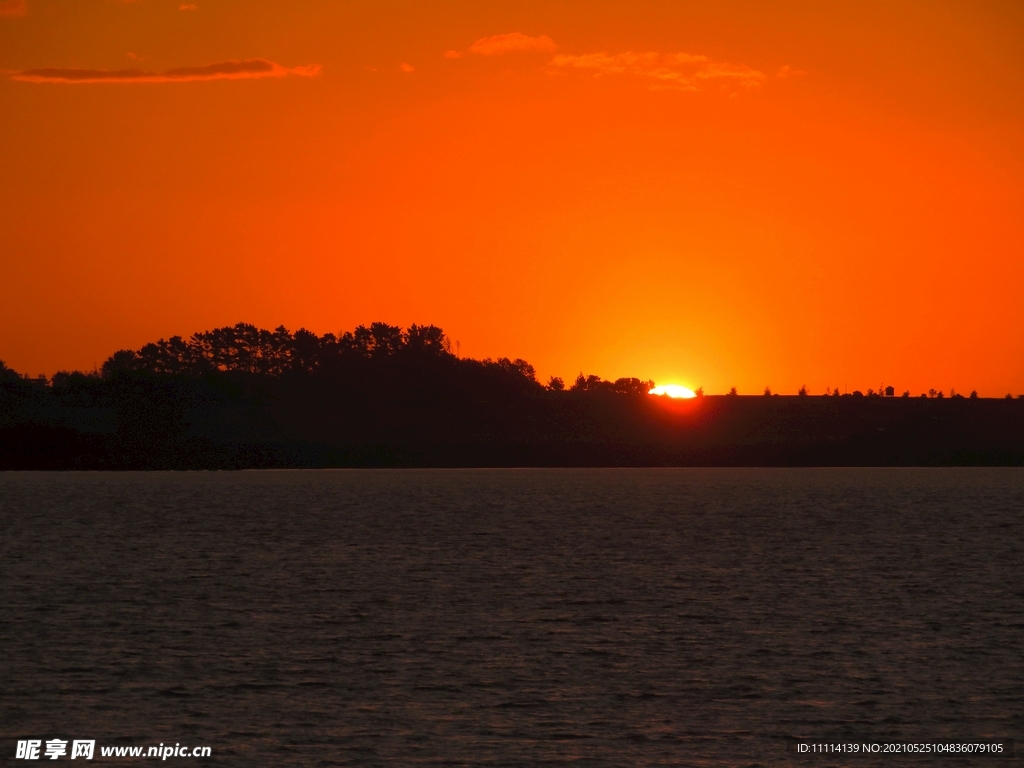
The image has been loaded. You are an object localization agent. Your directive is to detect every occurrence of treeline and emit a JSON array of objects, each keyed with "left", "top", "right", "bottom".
[
  {"left": 0, "top": 321, "right": 664, "bottom": 469},
  {"left": 4, "top": 320, "right": 1024, "bottom": 469},
  {"left": 3, "top": 322, "right": 659, "bottom": 399},
  {"left": 10, "top": 320, "right": 1005, "bottom": 399},
  {"left": 24, "top": 321, "right": 650, "bottom": 396},
  {"left": 102, "top": 322, "right": 472, "bottom": 377}
]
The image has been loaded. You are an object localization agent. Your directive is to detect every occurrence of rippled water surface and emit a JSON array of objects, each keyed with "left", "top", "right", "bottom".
[{"left": 2, "top": 469, "right": 1022, "bottom": 766}]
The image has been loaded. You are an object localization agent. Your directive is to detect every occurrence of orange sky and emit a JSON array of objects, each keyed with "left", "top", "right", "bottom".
[{"left": 2, "top": 0, "right": 1023, "bottom": 395}]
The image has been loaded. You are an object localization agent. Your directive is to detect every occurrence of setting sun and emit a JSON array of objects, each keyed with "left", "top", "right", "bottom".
[{"left": 648, "top": 384, "right": 696, "bottom": 399}]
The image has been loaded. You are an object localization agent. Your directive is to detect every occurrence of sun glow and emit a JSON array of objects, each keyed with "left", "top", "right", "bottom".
[{"left": 648, "top": 384, "right": 696, "bottom": 399}]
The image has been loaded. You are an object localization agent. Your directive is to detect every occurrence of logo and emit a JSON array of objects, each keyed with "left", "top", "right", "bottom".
[{"left": 16, "top": 740, "right": 94, "bottom": 760}]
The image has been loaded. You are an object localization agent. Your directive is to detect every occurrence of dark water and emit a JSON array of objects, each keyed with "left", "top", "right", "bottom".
[{"left": 1, "top": 469, "right": 1022, "bottom": 766}]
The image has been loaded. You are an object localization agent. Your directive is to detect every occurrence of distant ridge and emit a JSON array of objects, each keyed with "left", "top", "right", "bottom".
[{"left": 2, "top": 323, "right": 1023, "bottom": 469}]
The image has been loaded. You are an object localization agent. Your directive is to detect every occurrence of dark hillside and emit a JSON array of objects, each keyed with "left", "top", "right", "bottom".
[{"left": 2, "top": 324, "right": 1023, "bottom": 468}]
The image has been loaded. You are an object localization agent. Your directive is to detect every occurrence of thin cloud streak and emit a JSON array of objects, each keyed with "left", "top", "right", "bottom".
[
  {"left": 9, "top": 59, "right": 321, "bottom": 84},
  {"left": 468, "top": 32, "right": 556, "bottom": 56},
  {"left": 447, "top": 33, "right": 770, "bottom": 93},
  {"left": 550, "top": 51, "right": 766, "bottom": 90},
  {"left": 0, "top": 0, "right": 27, "bottom": 17}
]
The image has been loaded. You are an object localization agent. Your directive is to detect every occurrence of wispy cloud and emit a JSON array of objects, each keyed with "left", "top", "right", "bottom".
[
  {"left": 776, "top": 65, "right": 805, "bottom": 79},
  {"left": 467, "top": 32, "right": 557, "bottom": 56},
  {"left": 179, "top": 3, "right": 197, "bottom": 10},
  {"left": 549, "top": 51, "right": 766, "bottom": 90},
  {"left": 446, "top": 33, "right": 771, "bottom": 93},
  {"left": 0, "top": 0, "right": 27, "bottom": 18},
  {"left": 9, "top": 59, "right": 321, "bottom": 84}
]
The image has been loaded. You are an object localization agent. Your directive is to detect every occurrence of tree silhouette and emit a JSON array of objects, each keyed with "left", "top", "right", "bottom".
[
  {"left": 488, "top": 357, "right": 537, "bottom": 381},
  {"left": 406, "top": 324, "right": 448, "bottom": 355},
  {"left": 571, "top": 374, "right": 603, "bottom": 392},
  {"left": 614, "top": 378, "right": 654, "bottom": 395},
  {"left": 0, "top": 360, "right": 22, "bottom": 384},
  {"left": 101, "top": 322, "right": 457, "bottom": 379}
]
